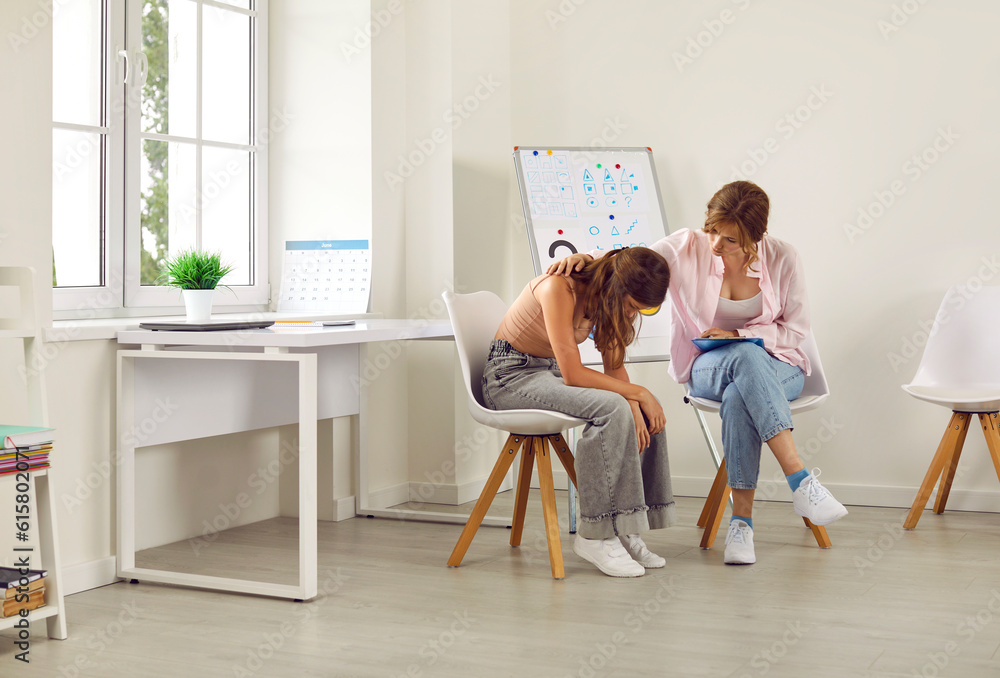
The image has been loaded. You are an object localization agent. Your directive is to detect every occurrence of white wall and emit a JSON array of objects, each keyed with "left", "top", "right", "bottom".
[{"left": 507, "top": 0, "right": 1000, "bottom": 508}]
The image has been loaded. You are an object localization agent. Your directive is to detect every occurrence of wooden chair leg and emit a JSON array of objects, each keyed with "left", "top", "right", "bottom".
[
  {"left": 981, "top": 412, "right": 1000, "bottom": 487},
  {"left": 934, "top": 413, "right": 971, "bottom": 514},
  {"left": 803, "top": 517, "right": 832, "bottom": 548},
  {"left": 548, "top": 433, "right": 577, "bottom": 487},
  {"left": 509, "top": 436, "right": 536, "bottom": 547},
  {"left": 698, "top": 459, "right": 729, "bottom": 528},
  {"left": 700, "top": 461, "right": 732, "bottom": 550},
  {"left": 535, "top": 437, "right": 565, "bottom": 579},
  {"left": 904, "top": 412, "right": 970, "bottom": 529},
  {"left": 448, "top": 434, "right": 522, "bottom": 568}
]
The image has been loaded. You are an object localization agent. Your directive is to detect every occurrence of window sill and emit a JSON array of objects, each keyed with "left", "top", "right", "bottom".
[{"left": 46, "top": 312, "right": 381, "bottom": 343}]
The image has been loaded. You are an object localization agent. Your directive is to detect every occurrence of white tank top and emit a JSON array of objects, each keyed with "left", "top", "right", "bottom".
[{"left": 712, "top": 292, "right": 763, "bottom": 331}]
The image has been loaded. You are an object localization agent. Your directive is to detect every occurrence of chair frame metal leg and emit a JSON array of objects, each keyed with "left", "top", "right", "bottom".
[
  {"left": 904, "top": 412, "right": 972, "bottom": 529},
  {"left": 566, "top": 427, "right": 578, "bottom": 534}
]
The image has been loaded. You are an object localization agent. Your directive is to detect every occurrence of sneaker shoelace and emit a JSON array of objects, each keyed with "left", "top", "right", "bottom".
[
  {"left": 728, "top": 522, "right": 749, "bottom": 544},
  {"left": 805, "top": 468, "right": 832, "bottom": 505}
]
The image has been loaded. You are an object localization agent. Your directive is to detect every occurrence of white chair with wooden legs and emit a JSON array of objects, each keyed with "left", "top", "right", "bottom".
[
  {"left": 902, "top": 285, "right": 1000, "bottom": 529},
  {"left": 443, "top": 291, "right": 585, "bottom": 580},
  {"left": 684, "top": 332, "right": 833, "bottom": 550}
]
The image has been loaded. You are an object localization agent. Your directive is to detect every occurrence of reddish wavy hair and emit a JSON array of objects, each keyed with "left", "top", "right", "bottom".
[
  {"left": 702, "top": 181, "right": 770, "bottom": 272},
  {"left": 571, "top": 247, "right": 670, "bottom": 369}
]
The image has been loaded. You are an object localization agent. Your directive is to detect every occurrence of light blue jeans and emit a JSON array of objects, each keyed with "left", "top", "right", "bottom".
[
  {"left": 688, "top": 342, "right": 804, "bottom": 490},
  {"left": 481, "top": 340, "right": 676, "bottom": 539}
]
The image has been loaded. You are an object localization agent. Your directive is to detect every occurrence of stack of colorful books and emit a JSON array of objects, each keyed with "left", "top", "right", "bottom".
[{"left": 0, "top": 425, "right": 53, "bottom": 477}]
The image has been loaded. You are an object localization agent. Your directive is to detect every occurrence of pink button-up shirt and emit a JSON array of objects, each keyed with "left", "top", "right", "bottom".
[
  {"left": 656, "top": 228, "right": 811, "bottom": 383},
  {"left": 594, "top": 229, "right": 811, "bottom": 383}
]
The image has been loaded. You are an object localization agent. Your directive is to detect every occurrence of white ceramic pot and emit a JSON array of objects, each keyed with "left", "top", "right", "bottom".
[{"left": 182, "top": 288, "right": 215, "bottom": 323}]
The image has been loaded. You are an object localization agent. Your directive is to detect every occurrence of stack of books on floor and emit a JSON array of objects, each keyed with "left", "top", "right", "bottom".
[
  {"left": 0, "top": 567, "right": 47, "bottom": 618},
  {"left": 0, "top": 425, "right": 53, "bottom": 477}
]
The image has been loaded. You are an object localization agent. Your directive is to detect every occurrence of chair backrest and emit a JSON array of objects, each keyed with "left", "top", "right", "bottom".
[
  {"left": 442, "top": 290, "right": 509, "bottom": 411},
  {"left": 0, "top": 266, "right": 36, "bottom": 337},
  {"left": 799, "top": 332, "right": 829, "bottom": 401},
  {"left": 909, "top": 285, "right": 1000, "bottom": 389}
]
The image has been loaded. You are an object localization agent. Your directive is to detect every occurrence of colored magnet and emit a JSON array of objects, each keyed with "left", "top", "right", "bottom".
[
  {"left": 533, "top": 150, "right": 538, "bottom": 156},
  {"left": 609, "top": 215, "right": 615, "bottom": 220},
  {"left": 547, "top": 150, "right": 553, "bottom": 155},
  {"left": 615, "top": 164, "right": 621, "bottom": 169}
]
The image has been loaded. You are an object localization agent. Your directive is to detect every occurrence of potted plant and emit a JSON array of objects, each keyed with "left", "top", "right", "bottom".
[{"left": 158, "top": 250, "right": 233, "bottom": 323}]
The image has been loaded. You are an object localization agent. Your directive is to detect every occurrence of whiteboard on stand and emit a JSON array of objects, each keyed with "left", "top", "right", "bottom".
[{"left": 512, "top": 146, "right": 671, "bottom": 364}]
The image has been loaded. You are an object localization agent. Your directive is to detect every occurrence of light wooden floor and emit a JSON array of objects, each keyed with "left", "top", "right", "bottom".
[{"left": 3, "top": 493, "right": 1000, "bottom": 677}]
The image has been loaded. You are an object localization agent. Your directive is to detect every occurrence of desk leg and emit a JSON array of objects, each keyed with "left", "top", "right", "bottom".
[
  {"left": 116, "top": 353, "right": 137, "bottom": 575},
  {"left": 117, "top": 350, "right": 320, "bottom": 600},
  {"left": 297, "top": 354, "right": 318, "bottom": 600}
]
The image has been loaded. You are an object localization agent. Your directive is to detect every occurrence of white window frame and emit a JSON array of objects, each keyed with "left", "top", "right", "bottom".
[
  {"left": 53, "top": 0, "right": 269, "bottom": 319},
  {"left": 51, "top": 0, "right": 123, "bottom": 319}
]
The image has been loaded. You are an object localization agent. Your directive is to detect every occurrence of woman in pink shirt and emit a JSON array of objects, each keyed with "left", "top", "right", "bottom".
[
  {"left": 483, "top": 247, "right": 676, "bottom": 578},
  {"left": 550, "top": 181, "right": 846, "bottom": 565}
]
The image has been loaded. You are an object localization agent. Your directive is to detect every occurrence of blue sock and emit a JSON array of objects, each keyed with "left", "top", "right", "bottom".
[
  {"left": 786, "top": 468, "right": 810, "bottom": 492},
  {"left": 731, "top": 515, "right": 753, "bottom": 529}
]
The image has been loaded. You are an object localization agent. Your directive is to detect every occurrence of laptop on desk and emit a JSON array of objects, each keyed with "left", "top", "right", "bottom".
[{"left": 138, "top": 320, "right": 275, "bottom": 331}]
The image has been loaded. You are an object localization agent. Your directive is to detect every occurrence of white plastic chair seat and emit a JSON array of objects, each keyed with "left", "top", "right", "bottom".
[
  {"left": 685, "top": 392, "right": 828, "bottom": 416},
  {"left": 469, "top": 406, "right": 585, "bottom": 435},
  {"left": 902, "top": 385, "right": 1000, "bottom": 413}
]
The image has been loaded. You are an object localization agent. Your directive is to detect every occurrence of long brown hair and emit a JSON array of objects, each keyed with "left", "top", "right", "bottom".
[
  {"left": 571, "top": 247, "right": 670, "bottom": 369},
  {"left": 702, "top": 181, "right": 769, "bottom": 272}
]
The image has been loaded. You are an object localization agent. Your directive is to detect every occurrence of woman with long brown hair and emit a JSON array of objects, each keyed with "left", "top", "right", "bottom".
[
  {"left": 483, "top": 246, "right": 676, "bottom": 577},
  {"left": 550, "top": 181, "right": 847, "bottom": 565}
]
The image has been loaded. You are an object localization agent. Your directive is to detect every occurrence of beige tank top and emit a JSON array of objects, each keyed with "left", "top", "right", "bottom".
[{"left": 494, "top": 274, "right": 593, "bottom": 358}]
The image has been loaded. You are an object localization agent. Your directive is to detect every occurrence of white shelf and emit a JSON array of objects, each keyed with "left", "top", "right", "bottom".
[{"left": 0, "top": 603, "right": 59, "bottom": 631}]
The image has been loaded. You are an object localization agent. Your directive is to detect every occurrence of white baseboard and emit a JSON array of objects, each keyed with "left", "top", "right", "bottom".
[
  {"left": 408, "top": 474, "right": 514, "bottom": 506},
  {"left": 366, "top": 482, "right": 411, "bottom": 511},
  {"left": 333, "top": 496, "right": 357, "bottom": 522},
  {"left": 62, "top": 556, "right": 118, "bottom": 596}
]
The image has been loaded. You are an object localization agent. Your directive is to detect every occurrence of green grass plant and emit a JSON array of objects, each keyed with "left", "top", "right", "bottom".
[{"left": 157, "top": 250, "right": 233, "bottom": 290}]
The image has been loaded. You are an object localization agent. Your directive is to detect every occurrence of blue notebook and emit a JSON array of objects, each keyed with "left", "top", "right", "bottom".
[{"left": 691, "top": 337, "right": 764, "bottom": 352}]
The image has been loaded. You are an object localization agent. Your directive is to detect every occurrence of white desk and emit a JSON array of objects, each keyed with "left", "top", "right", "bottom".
[{"left": 115, "top": 320, "right": 458, "bottom": 600}]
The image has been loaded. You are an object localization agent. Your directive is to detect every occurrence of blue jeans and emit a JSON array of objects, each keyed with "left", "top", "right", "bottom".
[
  {"left": 688, "top": 342, "right": 804, "bottom": 490},
  {"left": 481, "top": 340, "right": 676, "bottom": 539}
]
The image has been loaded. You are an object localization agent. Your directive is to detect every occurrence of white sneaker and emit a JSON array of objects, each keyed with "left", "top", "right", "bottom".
[
  {"left": 573, "top": 535, "right": 645, "bottom": 577},
  {"left": 618, "top": 534, "right": 666, "bottom": 568},
  {"left": 724, "top": 520, "right": 756, "bottom": 565},
  {"left": 792, "top": 469, "right": 848, "bottom": 526}
]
